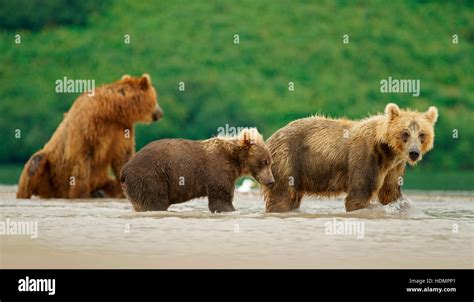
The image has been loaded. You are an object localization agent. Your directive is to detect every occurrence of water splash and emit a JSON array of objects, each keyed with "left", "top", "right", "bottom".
[{"left": 356, "top": 196, "right": 429, "bottom": 219}]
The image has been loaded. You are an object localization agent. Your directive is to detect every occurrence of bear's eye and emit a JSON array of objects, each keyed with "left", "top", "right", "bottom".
[
  {"left": 401, "top": 131, "right": 410, "bottom": 142},
  {"left": 419, "top": 132, "right": 426, "bottom": 142},
  {"left": 262, "top": 160, "right": 270, "bottom": 166}
]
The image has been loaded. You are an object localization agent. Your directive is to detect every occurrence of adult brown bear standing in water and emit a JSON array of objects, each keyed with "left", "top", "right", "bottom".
[
  {"left": 262, "top": 103, "right": 438, "bottom": 212},
  {"left": 17, "top": 74, "right": 163, "bottom": 199},
  {"left": 120, "top": 128, "right": 275, "bottom": 213}
]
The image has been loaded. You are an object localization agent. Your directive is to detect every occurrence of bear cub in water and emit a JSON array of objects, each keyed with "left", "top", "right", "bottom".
[{"left": 121, "top": 128, "right": 274, "bottom": 212}]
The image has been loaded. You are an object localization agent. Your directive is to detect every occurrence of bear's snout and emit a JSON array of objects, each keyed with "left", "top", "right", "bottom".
[
  {"left": 257, "top": 174, "right": 275, "bottom": 187},
  {"left": 409, "top": 150, "right": 420, "bottom": 161},
  {"left": 265, "top": 178, "right": 275, "bottom": 187},
  {"left": 151, "top": 107, "right": 163, "bottom": 121}
]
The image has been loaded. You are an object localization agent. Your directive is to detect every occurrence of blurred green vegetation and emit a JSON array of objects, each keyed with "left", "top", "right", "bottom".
[
  {"left": 403, "top": 169, "right": 474, "bottom": 191},
  {"left": 0, "top": 0, "right": 110, "bottom": 30},
  {"left": 0, "top": 165, "right": 22, "bottom": 185},
  {"left": 0, "top": 0, "right": 473, "bottom": 189}
]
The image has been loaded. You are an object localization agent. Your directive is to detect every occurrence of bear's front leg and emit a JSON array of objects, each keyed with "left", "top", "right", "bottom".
[
  {"left": 378, "top": 163, "right": 405, "bottom": 205},
  {"left": 111, "top": 139, "right": 135, "bottom": 198},
  {"left": 345, "top": 154, "right": 379, "bottom": 212},
  {"left": 263, "top": 183, "right": 297, "bottom": 213},
  {"left": 208, "top": 198, "right": 236, "bottom": 213},
  {"left": 208, "top": 186, "right": 236, "bottom": 213},
  {"left": 68, "top": 160, "right": 91, "bottom": 198},
  {"left": 344, "top": 191, "right": 373, "bottom": 212},
  {"left": 91, "top": 178, "right": 120, "bottom": 198}
]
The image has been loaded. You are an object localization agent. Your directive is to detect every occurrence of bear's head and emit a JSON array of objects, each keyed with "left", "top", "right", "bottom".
[
  {"left": 381, "top": 103, "right": 438, "bottom": 166},
  {"left": 117, "top": 74, "right": 163, "bottom": 124},
  {"left": 238, "top": 128, "right": 275, "bottom": 187}
]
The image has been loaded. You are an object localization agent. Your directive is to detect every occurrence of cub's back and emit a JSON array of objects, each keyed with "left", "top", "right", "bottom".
[
  {"left": 121, "top": 139, "right": 210, "bottom": 204},
  {"left": 123, "top": 139, "right": 207, "bottom": 178}
]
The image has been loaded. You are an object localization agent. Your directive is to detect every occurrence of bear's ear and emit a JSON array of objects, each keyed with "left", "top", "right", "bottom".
[
  {"left": 385, "top": 103, "right": 400, "bottom": 120},
  {"left": 121, "top": 74, "right": 131, "bottom": 81},
  {"left": 138, "top": 74, "right": 151, "bottom": 90},
  {"left": 240, "top": 128, "right": 257, "bottom": 148},
  {"left": 425, "top": 106, "right": 438, "bottom": 124}
]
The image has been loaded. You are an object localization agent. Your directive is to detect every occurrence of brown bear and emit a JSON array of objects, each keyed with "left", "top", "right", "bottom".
[
  {"left": 262, "top": 103, "right": 438, "bottom": 212},
  {"left": 120, "top": 128, "right": 275, "bottom": 213},
  {"left": 17, "top": 74, "right": 163, "bottom": 199}
]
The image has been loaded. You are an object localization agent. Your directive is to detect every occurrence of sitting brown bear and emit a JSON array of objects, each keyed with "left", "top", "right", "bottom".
[
  {"left": 262, "top": 103, "right": 438, "bottom": 212},
  {"left": 17, "top": 74, "right": 163, "bottom": 199},
  {"left": 120, "top": 128, "right": 275, "bottom": 212}
]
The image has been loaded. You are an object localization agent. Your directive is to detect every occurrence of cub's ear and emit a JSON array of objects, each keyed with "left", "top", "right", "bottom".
[
  {"left": 425, "top": 106, "right": 438, "bottom": 124},
  {"left": 385, "top": 103, "right": 400, "bottom": 120},
  {"left": 139, "top": 74, "right": 151, "bottom": 90},
  {"left": 240, "top": 128, "right": 258, "bottom": 148},
  {"left": 121, "top": 74, "right": 131, "bottom": 81}
]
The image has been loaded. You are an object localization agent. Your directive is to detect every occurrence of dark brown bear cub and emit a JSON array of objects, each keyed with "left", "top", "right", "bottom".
[{"left": 120, "top": 128, "right": 274, "bottom": 212}]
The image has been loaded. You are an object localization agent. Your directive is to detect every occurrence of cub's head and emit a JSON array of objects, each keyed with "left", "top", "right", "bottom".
[
  {"left": 118, "top": 74, "right": 163, "bottom": 124},
  {"left": 238, "top": 128, "right": 275, "bottom": 187},
  {"left": 383, "top": 103, "right": 438, "bottom": 166}
]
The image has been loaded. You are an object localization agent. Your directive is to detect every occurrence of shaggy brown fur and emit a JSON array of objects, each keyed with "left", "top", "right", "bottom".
[
  {"left": 17, "top": 74, "right": 163, "bottom": 199},
  {"left": 120, "top": 128, "right": 274, "bottom": 212},
  {"left": 262, "top": 103, "right": 438, "bottom": 212}
]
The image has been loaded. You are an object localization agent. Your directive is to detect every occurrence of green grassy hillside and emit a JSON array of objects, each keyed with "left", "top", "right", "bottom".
[{"left": 0, "top": 0, "right": 473, "bottom": 188}]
